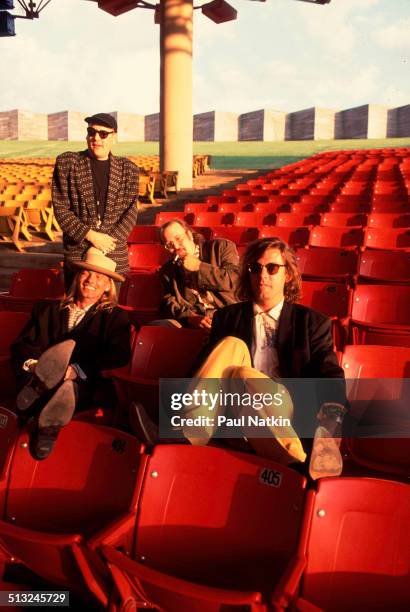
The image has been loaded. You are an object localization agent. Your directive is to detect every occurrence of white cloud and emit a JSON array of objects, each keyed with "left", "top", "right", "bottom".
[
  {"left": 292, "top": 0, "right": 380, "bottom": 56},
  {"left": 373, "top": 18, "right": 410, "bottom": 50}
]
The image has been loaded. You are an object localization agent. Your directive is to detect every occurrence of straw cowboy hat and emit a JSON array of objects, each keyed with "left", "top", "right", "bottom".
[{"left": 71, "top": 247, "right": 125, "bottom": 282}]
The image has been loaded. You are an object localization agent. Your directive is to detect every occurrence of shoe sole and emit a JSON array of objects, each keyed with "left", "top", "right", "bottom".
[
  {"left": 16, "top": 339, "right": 76, "bottom": 411},
  {"left": 38, "top": 380, "right": 76, "bottom": 428}
]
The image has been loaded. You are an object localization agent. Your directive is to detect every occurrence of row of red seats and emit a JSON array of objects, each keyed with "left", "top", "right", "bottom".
[
  {"left": 127, "top": 245, "right": 410, "bottom": 285},
  {"left": 1, "top": 263, "right": 408, "bottom": 349},
  {"left": 1, "top": 410, "right": 408, "bottom": 611},
  {"left": 178, "top": 207, "right": 410, "bottom": 230},
  {"left": 118, "top": 275, "right": 410, "bottom": 349},
  {"left": 0, "top": 316, "right": 410, "bottom": 612},
  {"left": 151, "top": 216, "right": 410, "bottom": 250}
]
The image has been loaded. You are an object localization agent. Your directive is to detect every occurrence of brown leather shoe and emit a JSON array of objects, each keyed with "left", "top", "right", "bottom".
[{"left": 17, "top": 340, "right": 76, "bottom": 412}]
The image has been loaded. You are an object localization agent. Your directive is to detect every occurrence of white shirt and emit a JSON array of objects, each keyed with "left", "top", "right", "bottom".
[{"left": 251, "top": 300, "right": 284, "bottom": 378}]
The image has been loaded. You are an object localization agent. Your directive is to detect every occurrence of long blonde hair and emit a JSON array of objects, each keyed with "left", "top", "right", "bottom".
[{"left": 60, "top": 271, "right": 118, "bottom": 312}]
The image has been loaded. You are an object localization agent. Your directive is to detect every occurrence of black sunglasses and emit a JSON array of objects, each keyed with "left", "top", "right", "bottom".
[
  {"left": 248, "top": 262, "right": 286, "bottom": 275},
  {"left": 87, "top": 127, "right": 114, "bottom": 139}
]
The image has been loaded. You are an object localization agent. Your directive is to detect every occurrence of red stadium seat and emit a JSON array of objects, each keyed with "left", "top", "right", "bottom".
[
  {"left": 128, "top": 243, "right": 169, "bottom": 271},
  {"left": 370, "top": 199, "right": 409, "bottom": 213},
  {"left": 127, "top": 225, "right": 160, "bottom": 244},
  {"left": 276, "top": 212, "right": 320, "bottom": 227},
  {"left": 309, "top": 226, "right": 364, "bottom": 250},
  {"left": 291, "top": 202, "right": 328, "bottom": 214},
  {"left": 295, "top": 248, "right": 358, "bottom": 283},
  {"left": 258, "top": 226, "right": 310, "bottom": 248},
  {"left": 193, "top": 212, "right": 235, "bottom": 227},
  {"left": 118, "top": 272, "right": 162, "bottom": 326},
  {"left": 211, "top": 226, "right": 259, "bottom": 244},
  {"left": 184, "top": 202, "right": 217, "bottom": 213},
  {"left": 350, "top": 284, "right": 410, "bottom": 346},
  {"left": 273, "top": 479, "right": 410, "bottom": 611},
  {"left": 341, "top": 344, "right": 410, "bottom": 476},
  {"left": 0, "top": 311, "right": 30, "bottom": 404},
  {"left": 233, "top": 211, "right": 267, "bottom": 226},
  {"left": 102, "top": 445, "right": 306, "bottom": 611},
  {"left": 329, "top": 198, "right": 370, "bottom": 213},
  {"left": 111, "top": 326, "right": 206, "bottom": 414},
  {"left": 299, "top": 281, "right": 352, "bottom": 319},
  {"left": 364, "top": 227, "right": 410, "bottom": 250},
  {"left": 0, "top": 422, "right": 146, "bottom": 606},
  {"left": 358, "top": 250, "right": 410, "bottom": 283},
  {"left": 367, "top": 213, "right": 410, "bottom": 228},
  {"left": 155, "top": 211, "right": 189, "bottom": 225},
  {"left": 0, "top": 268, "right": 64, "bottom": 312},
  {"left": 320, "top": 212, "right": 368, "bottom": 227}
]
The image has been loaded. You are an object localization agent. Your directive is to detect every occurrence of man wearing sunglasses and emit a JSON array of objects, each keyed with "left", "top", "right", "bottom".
[
  {"left": 52, "top": 113, "right": 139, "bottom": 291},
  {"left": 157, "top": 218, "right": 240, "bottom": 330},
  {"left": 181, "top": 237, "right": 347, "bottom": 479}
]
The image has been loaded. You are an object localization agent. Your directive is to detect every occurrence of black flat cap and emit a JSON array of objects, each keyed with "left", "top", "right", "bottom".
[{"left": 85, "top": 113, "right": 117, "bottom": 131}]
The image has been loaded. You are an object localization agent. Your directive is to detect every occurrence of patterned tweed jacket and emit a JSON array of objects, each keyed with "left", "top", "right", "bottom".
[{"left": 52, "top": 150, "right": 139, "bottom": 275}]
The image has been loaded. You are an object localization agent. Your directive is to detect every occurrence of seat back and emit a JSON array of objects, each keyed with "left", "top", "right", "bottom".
[
  {"left": 211, "top": 225, "right": 259, "bottom": 244},
  {"left": 128, "top": 244, "right": 169, "bottom": 270},
  {"left": 296, "top": 247, "right": 358, "bottom": 282},
  {"left": 341, "top": 345, "right": 410, "bottom": 475},
  {"left": 127, "top": 225, "right": 160, "bottom": 244},
  {"left": 299, "top": 281, "right": 352, "bottom": 318},
  {"left": 134, "top": 445, "right": 306, "bottom": 593},
  {"left": 0, "top": 311, "right": 29, "bottom": 356},
  {"left": 9, "top": 268, "right": 64, "bottom": 299},
  {"left": 119, "top": 272, "right": 162, "bottom": 310},
  {"left": 193, "top": 212, "right": 235, "bottom": 227},
  {"left": 0, "top": 422, "right": 145, "bottom": 593},
  {"left": 364, "top": 227, "right": 410, "bottom": 250},
  {"left": 5, "top": 422, "right": 144, "bottom": 535},
  {"left": 368, "top": 213, "right": 410, "bottom": 229},
  {"left": 320, "top": 212, "right": 368, "bottom": 227},
  {"left": 358, "top": 250, "right": 410, "bottom": 283},
  {"left": 301, "top": 478, "right": 410, "bottom": 611},
  {"left": 351, "top": 284, "right": 410, "bottom": 326},
  {"left": 309, "top": 226, "right": 364, "bottom": 249},
  {"left": 129, "top": 326, "right": 206, "bottom": 379},
  {"left": 258, "top": 226, "right": 310, "bottom": 248},
  {"left": 102, "top": 545, "right": 264, "bottom": 612}
]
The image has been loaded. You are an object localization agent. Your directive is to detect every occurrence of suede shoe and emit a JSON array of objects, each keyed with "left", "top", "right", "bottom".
[{"left": 17, "top": 339, "right": 76, "bottom": 412}]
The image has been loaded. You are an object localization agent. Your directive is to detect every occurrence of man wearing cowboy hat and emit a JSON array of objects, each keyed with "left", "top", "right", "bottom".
[
  {"left": 11, "top": 248, "right": 132, "bottom": 460},
  {"left": 52, "top": 112, "right": 139, "bottom": 291}
]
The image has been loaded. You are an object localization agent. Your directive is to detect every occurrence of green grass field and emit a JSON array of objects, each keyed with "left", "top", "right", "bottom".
[{"left": 0, "top": 138, "right": 409, "bottom": 169}]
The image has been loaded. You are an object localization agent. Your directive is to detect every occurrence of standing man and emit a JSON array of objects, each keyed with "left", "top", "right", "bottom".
[
  {"left": 158, "top": 218, "right": 240, "bottom": 329},
  {"left": 52, "top": 113, "right": 139, "bottom": 290}
]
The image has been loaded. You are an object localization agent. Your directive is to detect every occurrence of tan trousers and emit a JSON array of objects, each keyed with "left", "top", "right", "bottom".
[{"left": 183, "top": 337, "right": 307, "bottom": 465}]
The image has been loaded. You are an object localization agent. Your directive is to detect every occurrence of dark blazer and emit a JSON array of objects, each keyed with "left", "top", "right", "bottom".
[
  {"left": 206, "top": 300, "right": 346, "bottom": 410},
  {"left": 10, "top": 300, "right": 132, "bottom": 388},
  {"left": 52, "top": 150, "right": 139, "bottom": 275},
  {"left": 209, "top": 301, "right": 343, "bottom": 378},
  {"left": 159, "top": 237, "right": 240, "bottom": 324}
]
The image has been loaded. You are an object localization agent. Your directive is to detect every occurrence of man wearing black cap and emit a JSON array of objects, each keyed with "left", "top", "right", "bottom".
[{"left": 52, "top": 113, "right": 139, "bottom": 290}]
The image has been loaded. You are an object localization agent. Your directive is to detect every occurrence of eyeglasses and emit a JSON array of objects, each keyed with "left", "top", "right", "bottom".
[
  {"left": 248, "top": 262, "right": 286, "bottom": 275},
  {"left": 164, "top": 233, "right": 187, "bottom": 251},
  {"left": 87, "top": 127, "right": 114, "bottom": 139}
]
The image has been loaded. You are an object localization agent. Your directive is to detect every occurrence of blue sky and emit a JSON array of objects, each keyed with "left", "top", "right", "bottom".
[{"left": 1, "top": 0, "right": 409, "bottom": 116}]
